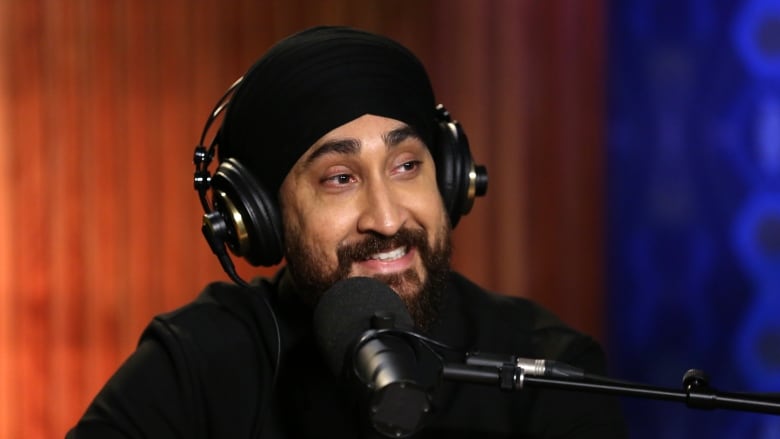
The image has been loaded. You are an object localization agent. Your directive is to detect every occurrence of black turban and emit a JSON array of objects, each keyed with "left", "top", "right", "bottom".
[{"left": 218, "top": 26, "right": 437, "bottom": 200}]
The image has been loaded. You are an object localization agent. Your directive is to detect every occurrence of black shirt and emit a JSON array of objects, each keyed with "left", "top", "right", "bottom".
[{"left": 67, "top": 270, "right": 627, "bottom": 438}]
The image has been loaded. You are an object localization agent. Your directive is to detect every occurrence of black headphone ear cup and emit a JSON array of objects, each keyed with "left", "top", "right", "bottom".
[
  {"left": 435, "top": 114, "right": 484, "bottom": 228},
  {"left": 210, "top": 158, "right": 284, "bottom": 266},
  {"left": 434, "top": 119, "right": 466, "bottom": 227}
]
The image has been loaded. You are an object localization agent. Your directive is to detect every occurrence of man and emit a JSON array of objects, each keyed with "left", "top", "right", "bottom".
[{"left": 68, "top": 26, "right": 626, "bottom": 438}]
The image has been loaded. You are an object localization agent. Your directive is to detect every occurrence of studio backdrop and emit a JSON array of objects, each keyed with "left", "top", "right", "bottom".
[{"left": 0, "top": 1, "right": 606, "bottom": 438}]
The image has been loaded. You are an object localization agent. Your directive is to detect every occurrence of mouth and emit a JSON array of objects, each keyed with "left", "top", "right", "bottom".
[
  {"left": 351, "top": 245, "right": 416, "bottom": 277},
  {"left": 368, "top": 246, "right": 408, "bottom": 262},
  {"left": 337, "top": 228, "right": 430, "bottom": 279}
]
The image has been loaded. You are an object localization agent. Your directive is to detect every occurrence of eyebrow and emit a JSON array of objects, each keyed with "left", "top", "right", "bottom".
[
  {"left": 302, "top": 125, "right": 422, "bottom": 168},
  {"left": 385, "top": 125, "right": 421, "bottom": 147}
]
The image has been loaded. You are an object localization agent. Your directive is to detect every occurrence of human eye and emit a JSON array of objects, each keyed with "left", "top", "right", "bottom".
[
  {"left": 321, "top": 172, "right": 357, "bottom": 187},
  {"left": 393, "top": 159, "right": 423, "bottom": 177},
  {"left": 401, "top": 160, "right": 421, "bottom": 172}
]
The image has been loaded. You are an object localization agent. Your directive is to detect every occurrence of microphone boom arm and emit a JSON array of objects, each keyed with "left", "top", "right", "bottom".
[{"left": 441, "top": 362, "right": 780, "bottom": 415}]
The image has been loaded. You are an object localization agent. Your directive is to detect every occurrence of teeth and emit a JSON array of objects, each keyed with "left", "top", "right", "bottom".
[{"left": 370, "top": 247, "right": 407, "bottom": 261}]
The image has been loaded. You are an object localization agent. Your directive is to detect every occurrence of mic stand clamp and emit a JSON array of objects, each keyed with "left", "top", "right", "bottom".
[
  {"left": 682, "top": 369, "right": 718, "bottom": 410},
  {"left": 499, "top": 363, "right": 518, "bottom": 391}
]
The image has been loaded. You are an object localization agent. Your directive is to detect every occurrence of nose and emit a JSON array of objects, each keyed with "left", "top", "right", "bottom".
[{"left": 356, "top": 177, "right": 408, "bottom": 236}]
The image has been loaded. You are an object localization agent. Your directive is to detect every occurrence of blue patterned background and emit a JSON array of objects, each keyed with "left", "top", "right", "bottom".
[{"left": 607, "top": 0, "right": 780, "bottom": 437}]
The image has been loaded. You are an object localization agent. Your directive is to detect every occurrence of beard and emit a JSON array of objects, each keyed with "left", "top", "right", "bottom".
[{"left": 284, "top": 223, "right": 452, "bottom": 331}]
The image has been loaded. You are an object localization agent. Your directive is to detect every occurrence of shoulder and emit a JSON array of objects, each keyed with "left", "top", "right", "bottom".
[
  {"left": 160, "top": 279, "right": 274, "bottom": 324},
  {"left": 154, "top": 279, "right": 275, "bottom": 340},
  {"left": 142, "top": 279, "right": 282, "bottom": 435},
  {"left": 446, "top": 271, "right": 568, "bottom": 336},
  {"left": 444, "top": 272, "right": 607, "bottom": 373},
  {"left": 145, "top": 279, "right": 279, "bottom": 360},
  {"left": 69, "top": 279, "right": 284, "bottom": 438}
]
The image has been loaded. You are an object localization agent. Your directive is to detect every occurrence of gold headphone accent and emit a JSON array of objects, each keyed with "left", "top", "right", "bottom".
[
  {"left": 216, "top": 190, "right": 251, "bottom": 256},
  {"left": 463, "top": 163, "right": 478, "bottom": 214}
]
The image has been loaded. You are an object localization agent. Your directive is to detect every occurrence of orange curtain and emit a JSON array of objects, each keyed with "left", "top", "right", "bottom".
[{"left": 0, "top": 1, "right": 604, "bottom": 437}]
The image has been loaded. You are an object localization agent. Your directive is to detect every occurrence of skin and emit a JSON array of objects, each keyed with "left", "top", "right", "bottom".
[{"left": 279, "top": 114, "right": 451, "bottom": 306}]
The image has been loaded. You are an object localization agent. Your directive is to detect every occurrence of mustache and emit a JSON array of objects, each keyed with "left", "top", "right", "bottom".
[{"left": 336, "top": 228, "right": 429, "bottom": 266}]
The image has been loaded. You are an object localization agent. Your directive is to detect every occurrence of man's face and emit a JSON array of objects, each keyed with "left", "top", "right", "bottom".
[{"left": 279, "top": 114, "right": 451, "bottom": 328}]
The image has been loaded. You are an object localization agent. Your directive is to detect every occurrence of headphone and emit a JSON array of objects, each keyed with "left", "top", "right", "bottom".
[{"left": 193, "top": 77, "right": 488, "bottom": 278}]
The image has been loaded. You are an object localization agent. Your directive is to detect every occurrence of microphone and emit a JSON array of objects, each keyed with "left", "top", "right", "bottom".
[{"left": 313, "top": 277, "right": 431, "bottom": 438}]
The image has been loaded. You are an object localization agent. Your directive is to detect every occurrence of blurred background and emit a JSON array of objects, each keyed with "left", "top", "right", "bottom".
[
  {"left": 0, "top": 0, "right": 778, "bottom": 437},
  {"left": 608, "top": 0, "right": 780, "bottom": 437}
]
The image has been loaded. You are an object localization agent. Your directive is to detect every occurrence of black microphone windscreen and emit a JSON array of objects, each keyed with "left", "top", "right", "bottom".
[{"left": 313, "top": 277, "right": 413, "bottom": 376}]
